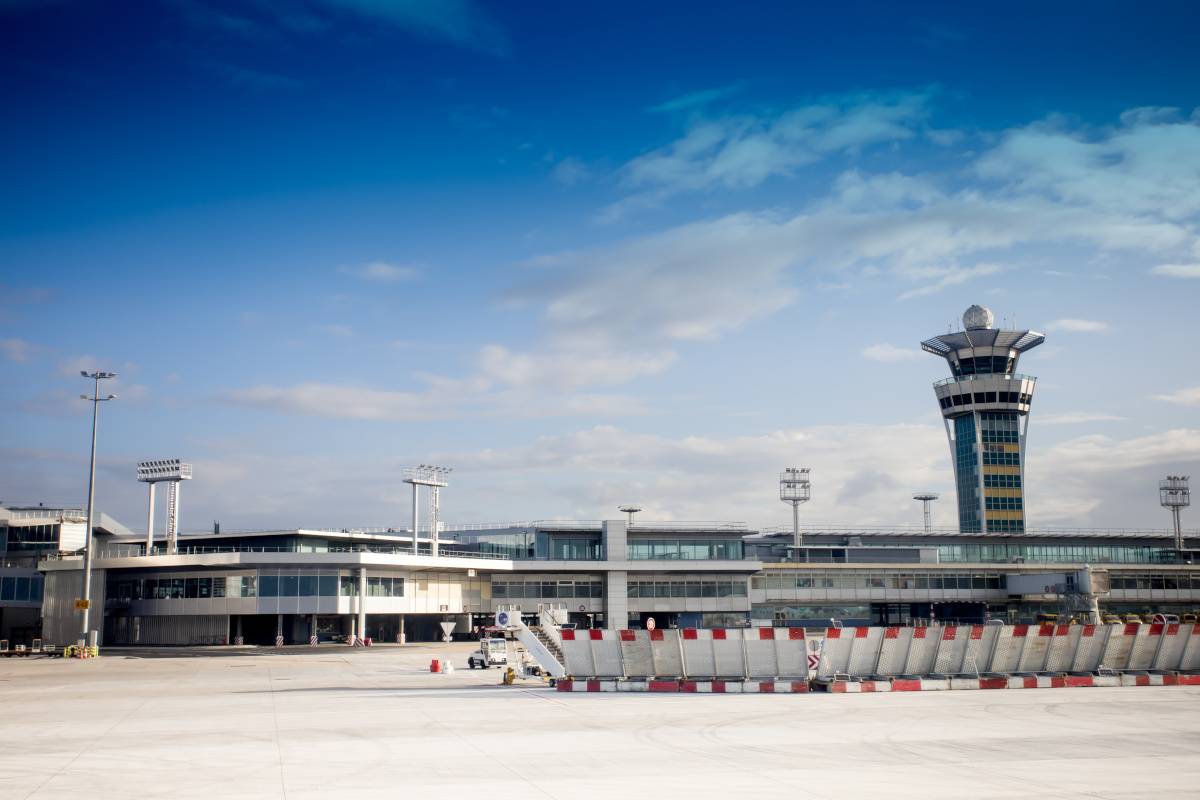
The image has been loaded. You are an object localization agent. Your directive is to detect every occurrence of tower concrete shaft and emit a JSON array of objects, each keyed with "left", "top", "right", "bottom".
[{"left": 921, "top": 306, "right": 1044, "bottom": 534}]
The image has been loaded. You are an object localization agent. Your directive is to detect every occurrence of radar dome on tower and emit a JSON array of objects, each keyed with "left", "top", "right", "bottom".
[{"left": 963, "top": 304, "right": 994, "bottom": 330}]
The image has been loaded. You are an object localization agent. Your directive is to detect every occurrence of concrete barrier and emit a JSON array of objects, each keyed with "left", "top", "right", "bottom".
[
  {"left": 1179, "top": 625, "right": 1200, "bottom": 672},
  {"left": 711, "top": 629, "right": 746, "bottom": 678},
  {"left": 680, "top": 628, "right": 717, "bottom": 677},
  {"left": 901, "top": 626, "right": 940, "bottom": 675},
  {"left": 1070, "top": 625, "right": 1109, "bottom": 673},
  {"left": 1126, "top": 624, "right": 1164, "bottom": 671},
  {"left": 1099, "top": 623, "right": 1139, "bottom": 670},
  {"left": 1151, "top": 624, "right": 1190, "bottom": 671},
  {"left": 563, "top": 624, "right": 1200, "bottom": 692},
  {"left": 649, "top": 629, "right": 684, "bottom": 677},
  {"left": 846, "top": 627, "right": 885, "bottom": 677},
  {"left": 875, "top": 627, "right": 912, "bottom": 675}
]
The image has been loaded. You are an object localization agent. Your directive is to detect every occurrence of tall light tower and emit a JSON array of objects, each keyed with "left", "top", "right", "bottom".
[
  {"left": 913, "top": 493, "right": 939, "bottom": 534},
  {"left": 80, "top": 370, "right": 116, "bottom": 646},
  {"left": 618, "top": 505, "right": 642, "bottom": 526},
  {"left": 779, "top": 468, "right": 811, "bottom": 554},
  {"left": 1160, "top": 475, "right": 1191, "bottom": 552},
  {"left": 403, "top": 465, "right": 451, "bottom": 556},
  {"left": 137, "top": 459, "right": 193, "bottom": 554}
]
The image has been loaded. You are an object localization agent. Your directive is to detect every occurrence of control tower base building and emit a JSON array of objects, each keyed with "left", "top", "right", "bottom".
[{"left": 922, "top": 305, "right": 1044, "bottom": 534}]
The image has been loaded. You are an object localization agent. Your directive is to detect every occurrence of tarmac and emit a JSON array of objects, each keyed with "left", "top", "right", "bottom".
[{"left": 1, "top": 641, "right": 1198, "bottom": 799}]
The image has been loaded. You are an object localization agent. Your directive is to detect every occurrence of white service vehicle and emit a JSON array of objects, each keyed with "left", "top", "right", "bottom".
[{"left": 467, "top": 637, "right": 508, "bottom": 669}]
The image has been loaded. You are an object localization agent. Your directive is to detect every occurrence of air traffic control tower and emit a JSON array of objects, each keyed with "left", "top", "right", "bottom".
[{"left": 922, "top": 305, "right": 1044, "bottom": 534}]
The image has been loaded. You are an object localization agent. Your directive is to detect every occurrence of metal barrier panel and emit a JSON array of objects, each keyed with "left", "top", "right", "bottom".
[
  {"left": 1044, "top": 625, "right": 1079, "bottom": 673},
  {"left": 1179, "top": 625, "right": 1200, "bottom": 672},
  {"left": 1016, "top": 624, "right": 1055, "bottom": 672},
  {"left": 847, "top": 627, "right": 885, "bottom": 677},
  {"left": 817, "top": 628, "right": 854, "bottom": 679},
  {"left": 746, "top": 628, "right": 781, "bottom": 677},
  {"left": 1099, "top": 624, "right": 1139, "bottom": 671},
  {"left": 681, "top": 629, "right": 716, "bottom": 677},
  {"left": 1126, "top": 624, "right": 1163, "bottom": 671},
  {"left": 989, "top": 626, "right": 1024, "bottom": 674},
  {"left": 592, "top": 630, "right": 624, "bottom": 678},
  {"left": 712, "top": 629, "right": 747, "bottom": 678},
  {"left": 559, "top": 629, "right": 598, "bottom": 676},
  {"left": 964, "top": 625, "right": 997, "bottom": 674},
  {"left": 1151, "top": 624, "right": 1189, "bottom": 671},
  {"left": 933, "top": 626, "right": 971, "bottom": 674},
  {"left": 1070, "top": 625, "right": 1109, "bottom": 672},
  {"left": 649, "top": 629, "right": 683, "bottom": 677},
  {"left": 775, "top": 628, "right": 806, "bottom": 677},
  {"left": 875, "top": 627, "right": 912, "bottom": 676},
  {"left": 620, "top": 630, "right": 655, "bottom": 678},
  {"left": 901, "top": 626, "right": 940, "bottom": 675}
]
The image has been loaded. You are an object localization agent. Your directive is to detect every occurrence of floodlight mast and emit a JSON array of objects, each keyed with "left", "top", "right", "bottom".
[
  {"left": 913, "top": 493, "right": 940, "bottom": 534},
  {"left": 1160, "top": 475, "right": 1191, "bottom": 552},
  {"left": 403, "top": 465, "right": 451, "bottom": 555},
  {"left": 779, "top": 468, "right": 811, "bottom": 556},
  {"left": 618, "top": 505, "right": 642, "bottom": 526},
  {"left": 80, "top": 370, "right": 116, "bottom": 645},
  {"left": 136, "top": 459, "right": 193, "bottom": 555}
]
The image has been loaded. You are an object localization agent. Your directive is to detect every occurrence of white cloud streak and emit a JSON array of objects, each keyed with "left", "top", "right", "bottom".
[
  {"left": 861, "top": 343, "right": 921, "bottom": 363},
  {"left": 1152, "top": 263, "right": 1200, "bottom": 278},
  {"left": 1152, "top": 387, "right": 1200, "bottom": 406},
  {"left": 340, "top": 261, "right": 420, "bottom": 282},
  {"left": 1044, "top": 318, "right": 1109, "bottom": 332}
]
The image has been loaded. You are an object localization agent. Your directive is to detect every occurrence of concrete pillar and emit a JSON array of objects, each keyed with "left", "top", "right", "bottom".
[
  {"left": 411, "top": 483, "right": 420, "bottom": 555},
  {"left": 398, "top": 614, "right": 406, "bottom": 644},
  {"left": 358, "top": 568, "right": 368, "bottom": 643},
  {"left": 310, "top": 614, "right": 317, "bottom": 646},
  {"left": 605, "top": 571, "right": 628, "bottom": 630},
  {"left": 275, "top": 613, "right": 283, "bottom": 646},
  {"left": 145, "top": 482, "right": 156, "bottom": 554},
  {"left": 235, "top": 615, "right": 243, "bottom": 646}
]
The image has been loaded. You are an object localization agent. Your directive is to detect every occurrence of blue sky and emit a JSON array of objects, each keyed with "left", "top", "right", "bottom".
[{"left": 2, "top": 1, "right": 1199, "bottom": 532}]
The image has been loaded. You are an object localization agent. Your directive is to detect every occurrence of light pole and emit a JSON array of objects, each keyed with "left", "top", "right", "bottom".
[
  {"left": 80, "top": 370, "right": 116, "bottom": 645},
  {"left": 779, "top": 468, "right": 811, "bottom": 556},
  {"left": 913, "top": 493, "right": 939, "bottom": 534}
]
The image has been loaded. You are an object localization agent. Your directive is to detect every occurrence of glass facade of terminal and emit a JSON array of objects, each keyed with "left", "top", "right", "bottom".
[
  {"left": 0, "top": 574, "right": 43, "bottom": 602},
  {"left": 936, "top": 543, "right": 1186, "bottom": 564},
  {"left": 628, "top": 576, "right": 748, "bottom": 598},
  {"left": 491, "top": 578, "right": 604, "bottom": 598},
  {"left": 627, "top": 539, "right": 743, "bottom": 560}
]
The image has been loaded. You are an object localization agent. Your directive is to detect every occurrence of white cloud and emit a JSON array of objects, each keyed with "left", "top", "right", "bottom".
[
  {"left": 606, "top": 92, "right": 933, "bottom": 217},
  {"left": 1027, "top": 429, "right": 1200, "bottom": 523},
  {"left": 1152, "top": 387, "right": 1200, "bottom": 406},
  {"left": 0, "top": 338, "right": 31, "bottom": 362},
  {"left": 478, "top": 345, "right": 675, "bottom": 390},
  {"left": 861, "top": 343, "right": 921, "bottom": 363},
  {"left": 223, "top": 383, "right": 449, "bottom": 422},
  {"left": 1037, "top": 412, "right": 1125, "bottom": 424},
  {"left": 975, "top": 107, "right": 1200, "bottom": 222},
  {"left": 897, "top": 264, "right": 1003, "bottom": 300},
  {"left": 340, "top": 261, "right": 420, "bottom": 282},
  {"left": 551, "top": 157, "right": 590, "bottom": 186},
  {"left": 1152, "top": 263, "right": 1200, "bottom": 278},
  {"left": 1044, "top": 318, "right": 1109, "bottom": 333},
  {"left": 648, "top": 84, "right": 744, "bottom": 113}
]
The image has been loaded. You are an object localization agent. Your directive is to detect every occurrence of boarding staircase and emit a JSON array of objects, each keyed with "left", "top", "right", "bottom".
[
  {"left": 494, "top": 605, "right": 567, "bottom": 679},
  {"left": 530, "top": 626, "right": 564, "bottom": 664}
]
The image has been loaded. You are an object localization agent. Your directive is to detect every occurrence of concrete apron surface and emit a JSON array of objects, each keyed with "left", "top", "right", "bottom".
[{"left": 2, "top": 642, "right": 1199, "bottom": 800}]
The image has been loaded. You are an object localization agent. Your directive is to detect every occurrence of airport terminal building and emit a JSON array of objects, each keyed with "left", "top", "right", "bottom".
[{"left": 11, "top": 303, "right": 1199, "bottom": 646}]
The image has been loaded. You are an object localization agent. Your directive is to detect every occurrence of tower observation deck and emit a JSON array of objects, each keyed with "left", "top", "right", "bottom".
[{"left": 922, "top": 305, "right": 1044, "bottom": 534}]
